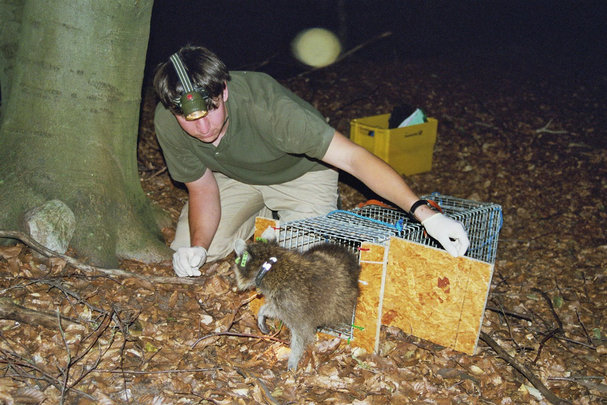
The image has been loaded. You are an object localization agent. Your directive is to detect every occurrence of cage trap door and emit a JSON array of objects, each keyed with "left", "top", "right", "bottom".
[
  {"left": 384, "top": 237, "right": 494, "bottom": 355},
  {"left": 248, "top": 217, "right": 280, "bottom": 316},
  {"left": 351, "top": 242, "right": 387, "bottom": 353}
]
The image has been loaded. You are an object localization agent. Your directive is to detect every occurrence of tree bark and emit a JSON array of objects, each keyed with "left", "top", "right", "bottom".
[
  {"left": 0, "top": 0, "right": 172, "bottom": 266},
  {"left": 0, "top": 0, "right": 24, "bottom": 108}
]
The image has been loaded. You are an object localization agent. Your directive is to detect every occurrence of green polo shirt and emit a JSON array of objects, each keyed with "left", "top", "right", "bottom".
[{"left": 154, "top": 71, "right": 335, "bottom": 185}]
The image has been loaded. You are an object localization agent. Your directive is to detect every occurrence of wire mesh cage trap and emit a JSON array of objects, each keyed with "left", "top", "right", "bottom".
[
  {"left": 279, "top": 192, "right": 503, "bottom": 264},
  {"left": 275, "top": 193, "right": 503, "bottom": 340}
]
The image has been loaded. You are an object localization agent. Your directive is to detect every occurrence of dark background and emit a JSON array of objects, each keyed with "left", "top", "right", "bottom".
[{"left": 145, "top": 0, "right": 606, "bottom": 80}]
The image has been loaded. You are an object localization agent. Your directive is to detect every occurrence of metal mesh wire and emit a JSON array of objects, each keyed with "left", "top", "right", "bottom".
[
  {"left": 278, "top": 193, "right": 502, "bottom": 263},
  {"left": 276, "top": 193, "right": 503, "bottom": 339},
  {"left": 351, "top": 192, "right": 503, "bottom": 264}
]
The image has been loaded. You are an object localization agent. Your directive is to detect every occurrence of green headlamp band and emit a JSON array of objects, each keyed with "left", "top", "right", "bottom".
[{"left": 169, "top": 53, "right": 209, "bottom": 120}]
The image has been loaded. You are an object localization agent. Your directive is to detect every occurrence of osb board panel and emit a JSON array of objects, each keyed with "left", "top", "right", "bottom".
[
  {"left": 254, "top": 217, "right": 278, "bottom": 240},
  {"left": 385, "top": 237, "right": 493, "bottom": 355},
  {"left": 352, "top": 242, "right": 386, "bottom": 353}
]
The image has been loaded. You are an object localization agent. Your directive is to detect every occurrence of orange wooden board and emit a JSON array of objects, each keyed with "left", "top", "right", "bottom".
[
  {"left": 351, "top": 242, "right": 386, "bottom": 353},
  {"left": 254, "top": 217, "right": 278, "bottom": 240},
  {"left": 248, "top": 218, "right": 279, "bottom": 319},
  {"left": 384, "top": 237, "right": 493, "bottom": 354}
]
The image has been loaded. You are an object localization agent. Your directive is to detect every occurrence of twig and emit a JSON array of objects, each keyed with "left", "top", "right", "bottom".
[
  {"left": 0, "top": 230, "right": 206, "bottom": 286},
  {"left": 225, "top": 293, "right": 260, "bottom": 332},
  {"left": 191, "top": 293, "right": 288, "bottom": 350},
  {"left": 581, "top": 271, "right": 591, "bottom": 303},
  {"left": 40, "top": 279, "right": 106, "bottom": 315},
  {"left": 535, "top": 119, "right": 568, "bottom": 134},
  {"left": 93, "top": 367, "right": 221, "bottom": 374},
  {"left": 474, "top": 121, "right": 500, "bottom": 130},
  {"left": 72, "top": 326, "right": 120, "bottom": 393},
  {"left": 479, "top": 332, "right": 571, "bottom": 405},
  {"left": 236, "top": 366, "right": 281, "bottom": 405},
  {"left": 531, "top": 288, "right": 564, "bottom": 363},
  {"left": 534, "top": 328, "right": 561, "bottom": 364},
  {"left": 497, "top": 301, "right": 522, "bottom": 352},
  {"left": 191, "top": 331, "right": 288, "bottom": 350},
  {"left": 69, "top": 310, "right": 113, "bottom": 367},
  {"left": 530, "top": 327, "right": 596, "bottom": 349},
  {"left": 56, "top": 308, "right": 72, "bottom": 405},
  {"left": 0, "top": 348, "right": 96, "bottom": 401},
  {"left": 533, "top": 287, "right": 564, "bottom": 329},
  {"left": 147, "top": 166, "right": 167, "bottom": 179},
  {"left": 486, "top": 303, "right": 533, "bottom": 321},
  {"left": 575, "top": 308, "right": 595, "bottom": 347},
  {"left": 547, "top": 376, "right": 607, "bottom": 393}
]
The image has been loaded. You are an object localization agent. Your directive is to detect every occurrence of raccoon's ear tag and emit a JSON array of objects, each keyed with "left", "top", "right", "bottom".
[{"left": 236, "top": 251, "right": 249, "bottom": 267}]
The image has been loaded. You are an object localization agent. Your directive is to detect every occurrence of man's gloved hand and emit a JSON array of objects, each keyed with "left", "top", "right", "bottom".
[
  {"left": 172, "top": 246, "right": 207, "bottom": 277},
  {"left": 421, "top": 213, "right": 470, "bottom": 257}
]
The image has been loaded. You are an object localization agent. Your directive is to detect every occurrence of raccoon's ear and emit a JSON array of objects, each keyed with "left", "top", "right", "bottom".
[{"left": 234, "top": 239, "right": 247, "bottom": 256}]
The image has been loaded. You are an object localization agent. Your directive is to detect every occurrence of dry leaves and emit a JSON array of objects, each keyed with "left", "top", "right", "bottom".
[{"left": 1, "top": 48, "right": 606, "bottom": 404}]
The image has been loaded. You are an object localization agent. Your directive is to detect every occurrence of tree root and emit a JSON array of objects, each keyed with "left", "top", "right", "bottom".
[
  {"left": 0, "top": 297, "right": 79, "bottom": 328},
  {"left": 0, "top": 230, "right": 206, "bottom": 285}
]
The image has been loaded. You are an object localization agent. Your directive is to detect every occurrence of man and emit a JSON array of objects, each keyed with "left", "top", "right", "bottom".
[{"left": 153, "top": 45, "right": 469, "bottom": 277}]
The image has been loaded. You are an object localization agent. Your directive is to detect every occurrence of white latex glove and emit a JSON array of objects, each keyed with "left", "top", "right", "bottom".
[
  {"left": 421, "top": 213, "right": 470, "bottom": 257},
  {"left": 172, "top": 246, "right": 207, "bottom": 277}
]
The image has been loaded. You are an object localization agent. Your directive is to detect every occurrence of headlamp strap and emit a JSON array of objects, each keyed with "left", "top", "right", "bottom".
[{"left": 169, "top": 53, "right": 195, "bottom": 93}]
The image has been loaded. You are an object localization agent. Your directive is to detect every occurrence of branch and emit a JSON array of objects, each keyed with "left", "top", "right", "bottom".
[
  {"left": 0, "top": 347, "right": 97, "bottom": 402},
  {"left": 480, "top": 332, "right": 571, "bottom": 405},
  {"left": 0, "top": 297, "right": 79, "bottom": 328},
  {"left": 0, "top": 230, "right": 206, "bottom": 286},
  {"left": 92, "top": 367, "right": 221, "bottom": 375},
  {"left": 56, "top": 308, "right": 72, "bottom": 404},
  {"left": 70, "top": 310, "right": 113, "bottom": 367},
  {"left": 191, "top": 293, "right": 288, "bottom": 349},
  {"left": 191, "top": 330, "right": 288, "bottom": 350},
  {"left": 532, "top": 288, "right": 563, "bottom": 330},
  {"left": 531, "top": 288, "right": 563, "bottom": 364},
  {"left": 547, "top": 376, "right": 607, "bottom": 393},
  {"left": 235, "top": 366, "right": 281, "bottom": 405},
  {"left": 535, "top": 119, "right": 568, "bottom": 134}
]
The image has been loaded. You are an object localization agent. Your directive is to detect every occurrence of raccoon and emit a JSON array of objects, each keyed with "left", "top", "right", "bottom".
[{"left": 232, "top": 234, "right": 360, "bottom": 371}]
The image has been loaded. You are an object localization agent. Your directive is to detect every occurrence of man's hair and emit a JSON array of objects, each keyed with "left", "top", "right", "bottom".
[{"left": 153, "top": 45, "right": 231, "bottom": 115}]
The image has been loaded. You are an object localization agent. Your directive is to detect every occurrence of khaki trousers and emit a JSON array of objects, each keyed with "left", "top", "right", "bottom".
[{"left": 170, "top": 168, "right": 339, "bottom": 261}]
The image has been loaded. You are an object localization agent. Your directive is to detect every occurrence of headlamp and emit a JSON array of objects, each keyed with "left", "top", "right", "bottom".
[{"left": 169, "top": 53, "right": 210, "bottom": 120}]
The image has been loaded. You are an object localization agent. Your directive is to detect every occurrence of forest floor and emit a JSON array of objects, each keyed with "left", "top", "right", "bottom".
[{"left": 1, "top": 45, "right": 606, "bottom": 404}]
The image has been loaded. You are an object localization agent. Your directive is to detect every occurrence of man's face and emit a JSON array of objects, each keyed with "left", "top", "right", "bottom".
[{"left": 174, "top": 86, "right": 229, "bottom": 144}]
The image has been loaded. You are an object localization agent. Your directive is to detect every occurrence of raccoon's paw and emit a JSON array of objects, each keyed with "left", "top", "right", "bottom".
[
  {"left": 287, "top": 357, "right": 299, "bottom": 371},
  {"left": 258, "top": 316, "right": 270, "bottom": 334},
  {"left": 287, "top": 350, "right": 304, "bottom": 371}
]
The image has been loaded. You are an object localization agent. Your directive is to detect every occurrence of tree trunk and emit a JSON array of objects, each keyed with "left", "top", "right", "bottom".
[{"left": 0, "top": 0, "right": 172, "bottom": 266}]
